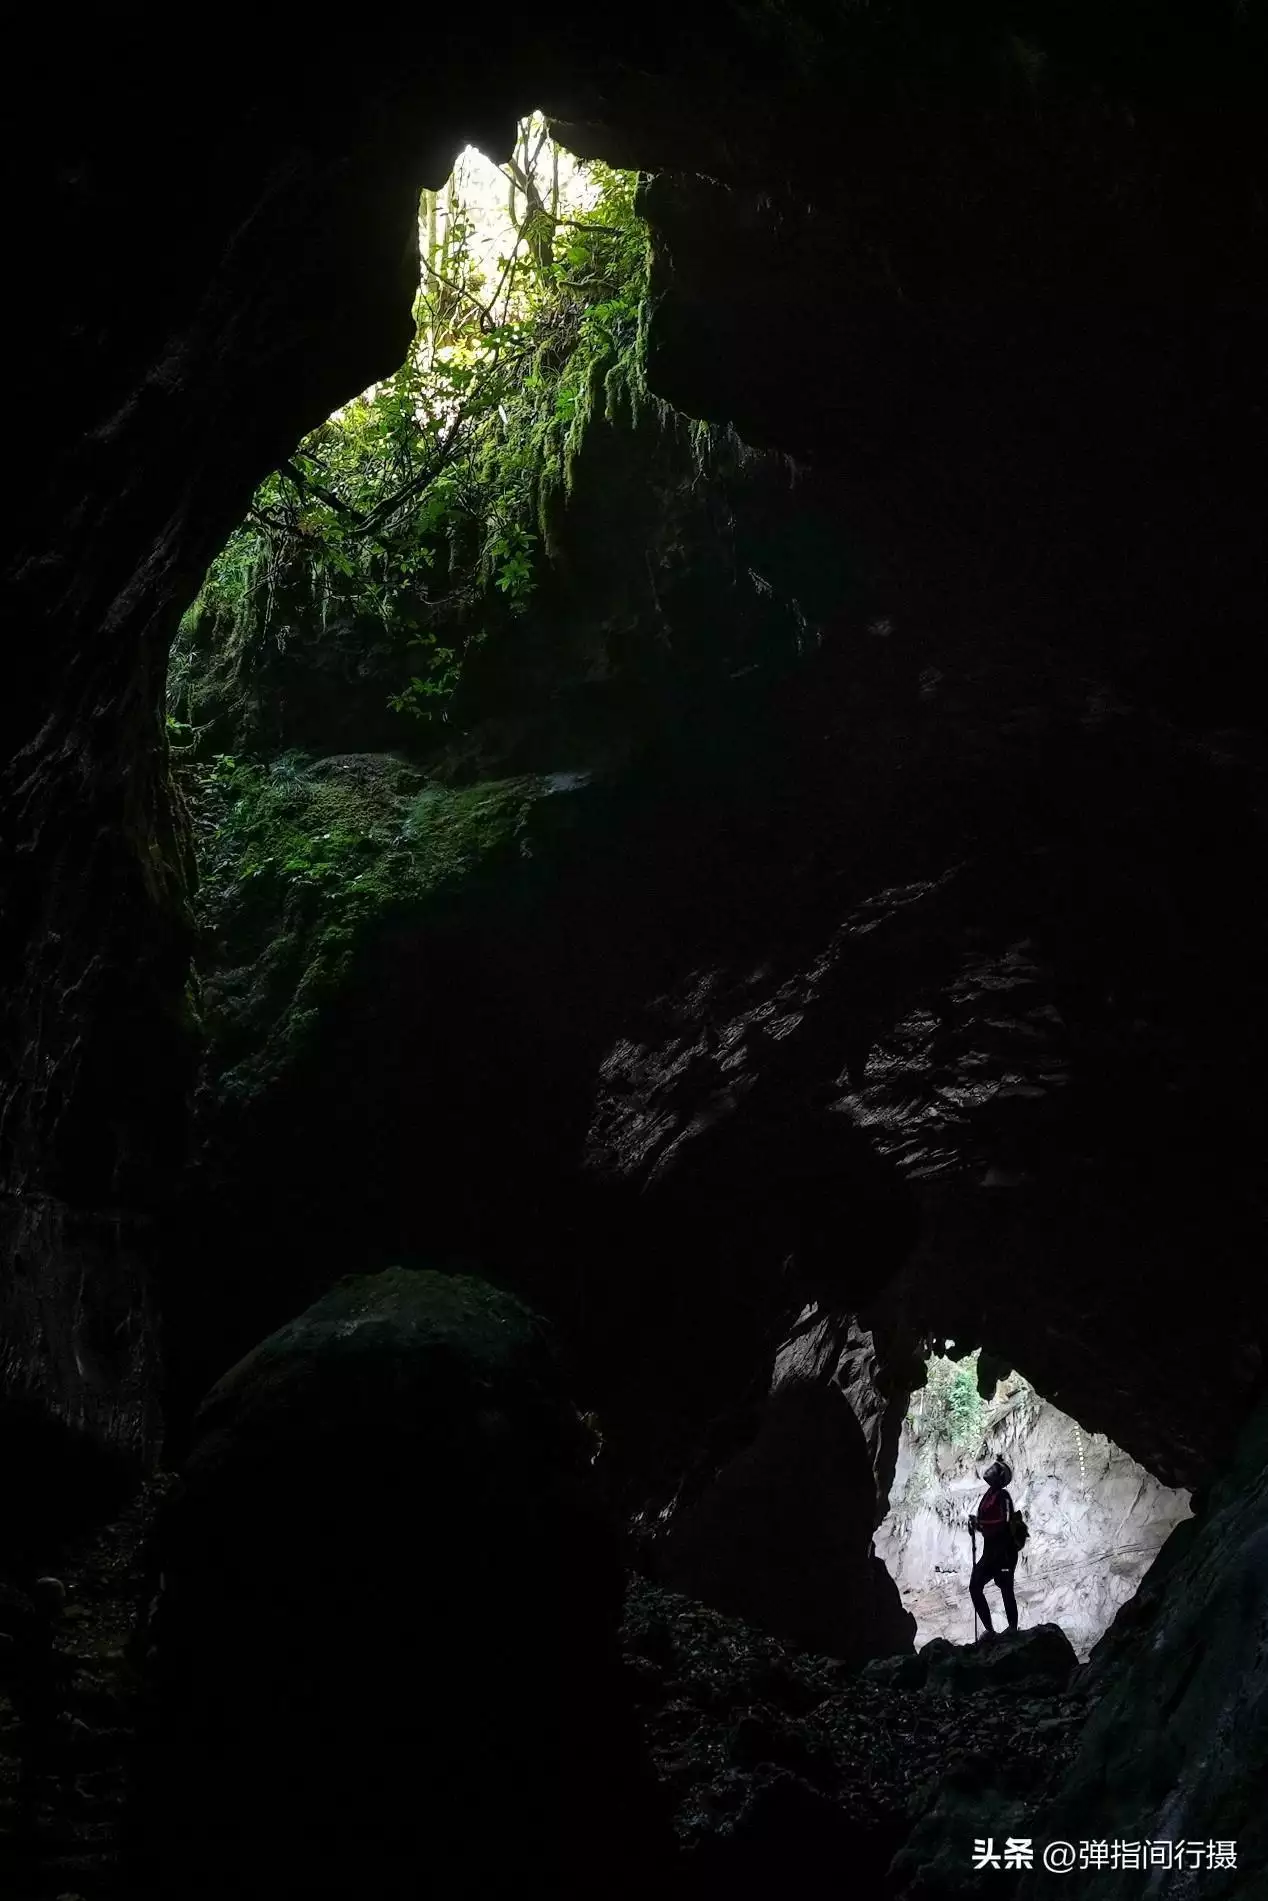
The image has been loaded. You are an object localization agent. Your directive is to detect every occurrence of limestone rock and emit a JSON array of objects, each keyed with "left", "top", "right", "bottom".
[{"left": 831, "top": 1315, "right": 922, "bottom": 1525}]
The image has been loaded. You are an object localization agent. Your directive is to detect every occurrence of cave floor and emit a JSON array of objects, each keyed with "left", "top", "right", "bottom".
[
  {"left": 0, "top": 1477, "right": 169, "bottom": 1901},
  {"left": 1, "top": 1486, "right": 1093, "bottom": 1897},
  {"left": 624, "top": 1581, "right": 1090, "bottom": 1890}
]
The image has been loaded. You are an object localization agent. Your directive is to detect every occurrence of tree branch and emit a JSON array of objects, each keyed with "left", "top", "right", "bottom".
[
  {"left": 554, "top": 217, "right": 625, "bottom": 235},
  {"left": 247, "top": 506, "right": 292, "bottom": 536},
  {"left": 280, "top": 458, "right": 368, "bottom": 524},
  {"left": 344, "top": 410, "right": 470, "bottom": 539},
  {"left": 420, "top": 266, "right": 497, "bottom": 329}
]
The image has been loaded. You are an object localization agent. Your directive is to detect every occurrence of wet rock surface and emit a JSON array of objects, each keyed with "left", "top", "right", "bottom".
[{"left": 580, "top": 703, "right": 1268, "bottom": 1491}]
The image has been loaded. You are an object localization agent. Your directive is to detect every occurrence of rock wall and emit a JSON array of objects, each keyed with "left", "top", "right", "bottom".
[
  {"left": 651, "top": 1309, "right": 916, "bottom": 1666},
  {"left": 1019, "top": 1395, "right": 1268, "bottom": 1900},
  {"left": 2, "top": 23, "right": 533, "bottom": 1480},
  {"left": 655, "top": 1371, "right": 917, "bottom": 1668},
  {"left": 875, "top": 1387, "right": 1192, "bottom": 1660}
]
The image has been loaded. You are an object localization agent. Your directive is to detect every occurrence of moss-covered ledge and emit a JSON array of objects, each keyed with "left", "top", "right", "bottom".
[{"left": 190, "top": 749, "right": 601, "bottom": 1102}]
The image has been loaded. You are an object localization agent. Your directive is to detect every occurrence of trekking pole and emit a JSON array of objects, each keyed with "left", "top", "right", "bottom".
[{"left": 970, "top": 1524, "right": 978, "bottom": 1644}]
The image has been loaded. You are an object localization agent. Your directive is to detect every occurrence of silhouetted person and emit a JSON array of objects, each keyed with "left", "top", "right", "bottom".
[{"left": 968, "top": 1459, "right": 1019, "bottom": 1638}]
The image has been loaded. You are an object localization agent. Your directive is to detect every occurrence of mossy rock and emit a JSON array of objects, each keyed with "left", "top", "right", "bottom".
[
  {"left": 191, "top": 1265, "right": 564, "bottom": 1459},
  {"left": 142, "top": 1266, "right": 659, "bottom": 1896},
  {"left": 193, "top": 751, "right": 601, "bottom": 1100}
]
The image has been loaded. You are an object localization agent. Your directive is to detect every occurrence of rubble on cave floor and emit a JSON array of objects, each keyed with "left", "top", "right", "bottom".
[
  {"left": 0, "top": 1478, "right": 170, "bottom": 1901},
  {"left": 2, "top": 1489, "right": 1089, "bottom": 1899},
  {"left": 623, "top": 1578, "right": 1087, "bottom": 1894}
]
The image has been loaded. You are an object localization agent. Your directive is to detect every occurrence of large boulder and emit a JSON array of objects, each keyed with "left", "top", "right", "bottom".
[
  {"left": 134, "top": 1267, "right": 663, "bottom": 1898},
  {"left": 1018, "top": 1396, "right": 1268, "bottom": 1899},
  {"left": 922, "top": 1625, "right": 1078, "bottom": 1697}
]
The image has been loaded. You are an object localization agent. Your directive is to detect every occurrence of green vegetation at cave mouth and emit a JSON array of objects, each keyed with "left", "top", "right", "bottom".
[
  {"left": 166, "top": 114, "right": 847, "bottom": 778},
  {"left": 898, "top": 1352, "right": 1043, "bottom": 1515},
  {"left": 170, "top": 114, "right": 869, "bottom": 1118}
]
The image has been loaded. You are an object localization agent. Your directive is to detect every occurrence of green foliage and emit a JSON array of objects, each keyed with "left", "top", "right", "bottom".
[
  {"left": 916, "top": 1351, "right": 986, "bottom": 1453},
  {"left": 901, "top": 1351, "right": 986, "bottom": 1508},
  {"left": 176, "top": 124, "right": 655, "bottom": 726},
  {"left": 898, "top": 1354, "right": 1039, "bottom": 1515},
  {"left": 189, "top": 748, "right": 596, "bottom": 1097}
]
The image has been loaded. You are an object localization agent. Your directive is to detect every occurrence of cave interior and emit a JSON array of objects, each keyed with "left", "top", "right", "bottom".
[{"left": 2, "top": 6, "right": 1266, "bottom": 1898}]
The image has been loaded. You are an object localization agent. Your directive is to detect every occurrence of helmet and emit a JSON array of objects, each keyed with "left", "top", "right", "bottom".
[{"left": 983, "top": 1459, "right": 1012, "bottom": 1487}]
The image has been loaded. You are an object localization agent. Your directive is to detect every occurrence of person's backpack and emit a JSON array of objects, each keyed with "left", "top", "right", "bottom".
[{"left": 1010, "top": 1511, "right": 1029, "bottom": 1551}]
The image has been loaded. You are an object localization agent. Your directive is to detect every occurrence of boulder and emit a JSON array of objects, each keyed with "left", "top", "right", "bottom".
[
  {"left": 918, "top": 1637, "right": 959, "bottom": 1673},
  {"left": 922, "top": 1625, "right": 1078, "bottom": 1697},
  {"left": 135, "top": 1267, "right": 663, "bottom": 1898}
]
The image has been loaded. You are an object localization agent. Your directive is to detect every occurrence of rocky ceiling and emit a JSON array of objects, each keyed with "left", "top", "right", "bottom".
[{"left": 3, "top": 5, "right": 1265, "bottom": 1509}]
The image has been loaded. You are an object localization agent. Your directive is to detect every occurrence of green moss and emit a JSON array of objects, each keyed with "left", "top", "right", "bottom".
[
  {"left": 230, "top": 1267, "right": 547, "bottom": 1387},
  {"left": 194, "top": 751, "right": 590, "bottom": 1100}
]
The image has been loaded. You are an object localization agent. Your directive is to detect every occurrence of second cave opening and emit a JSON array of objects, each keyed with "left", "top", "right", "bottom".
[{"left": 873, "top": 1350, "right": 1191, "bottom": 1661}]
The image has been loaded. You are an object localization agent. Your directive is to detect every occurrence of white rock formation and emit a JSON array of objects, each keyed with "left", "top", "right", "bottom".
[{"left": 874, "top": 1383, "right": 1192, "bottom": 1660}]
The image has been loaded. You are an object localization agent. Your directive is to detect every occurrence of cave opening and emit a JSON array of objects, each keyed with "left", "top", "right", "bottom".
[
  {"left": 873, "top": 1349, "right": 1192, "bottom": 1662},
  {"left": 165, "top": 112, "right": 647, "bottom": 768}
]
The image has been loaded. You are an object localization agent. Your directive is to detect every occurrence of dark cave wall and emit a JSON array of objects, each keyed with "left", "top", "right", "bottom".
[
  {"left": 3, "top": 3, "right": 1266, "bottom": 1517},
  {"left": 557, "top": 3, "right": 1268, "bottom": 1493},
  {"left": 656, "top": 1308, "right": 919, "bottom": 1662},
  {"left": 611, "top": 42, "right": 1267, "bottom": 731},
  {"left": 1020, "top": 1395, "right": 1268, "bottom": 1900},
  {"left": 2, "top": 25, "right": 539, "bottom": 1470},
  {"left": 1, "top": 7, "right": 742, "bottom": 1471}
]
